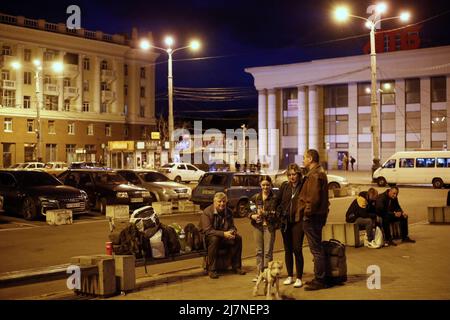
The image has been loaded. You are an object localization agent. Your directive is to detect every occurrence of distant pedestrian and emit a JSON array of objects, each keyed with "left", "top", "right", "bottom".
[
  {"left": 256, "top": 159, "right": 262, "bottom": 173},
  {"left": 235, "top": 161, "right": 241, "bottom": 172},
  {"left": 350, "top": 156, "right": 356, "bottom": 171},
  {"left": 343, "top": 154, "right": 349, "bottom": 171}
]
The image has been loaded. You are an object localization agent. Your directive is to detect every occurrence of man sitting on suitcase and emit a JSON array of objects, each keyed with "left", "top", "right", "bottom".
[
  {"left": 199, "top": 192, "right": 246, "bottom": 279},
  {"left": 376, "top": 186, "right": 416, "bottom": 246}
]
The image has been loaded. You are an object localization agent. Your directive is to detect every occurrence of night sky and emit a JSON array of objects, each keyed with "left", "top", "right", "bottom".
[{"left": 2, "top": 0, "right": 450, "bottom": 129}]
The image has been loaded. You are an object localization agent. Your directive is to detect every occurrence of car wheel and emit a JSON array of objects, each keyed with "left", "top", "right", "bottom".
[
  {"left": 432, "top": 178, "right": 444, "bottom": 189},
  {"left": 377, "top": 177, "right": 387, "bottom": 187},
  {"left": 99, "top": 197, "right": 107, "bottom": 215},
  {"left": 21, "top": 197, "right": 38, "bottom": 221},
  {"left": 174, "top": 176, "right": 182, "bottom": 183},
  {"left": 328, "top": 182, "right": 340, "bottom": 190},
  {"left": 235, "top": 199, "right": 249, "bottom": 218}
]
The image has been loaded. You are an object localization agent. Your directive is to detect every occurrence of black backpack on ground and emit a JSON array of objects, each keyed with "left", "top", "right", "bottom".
[
  {"left": 184, "top": 223, "right": 203, "bottom": 251},
  {"left": 160, "top": 224, "right": 181, "bottom": 256},
  {"left": 322, "top": 239, "right": 347, "bottom": 286}
]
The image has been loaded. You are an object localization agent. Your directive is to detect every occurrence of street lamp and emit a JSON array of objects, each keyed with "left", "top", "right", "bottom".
[
  {"left": 334, "top": 3, "right": 410, "bottom": 162},
  {"left": 11, "top": 60, "right": 63, "bottom": 162},
  {"left": 140, "top": 37, "right": 201, "bottom": 161}
]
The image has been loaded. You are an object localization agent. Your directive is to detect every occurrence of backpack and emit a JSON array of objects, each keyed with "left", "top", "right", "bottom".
[
  {"left": 184, "top": 223, "right": 203, "bottom": 251},
  {"left": 113, "top": 224, "right": 146, "bottom": 258},
  {"left": 322, "top": 239, "right": 347, "bottom": 286},
  {"left": 160, "top": 224, "right": 181, "bottom": 255},
  {"left": 130, "top": 206, "right": 160, "bottom": 232}
]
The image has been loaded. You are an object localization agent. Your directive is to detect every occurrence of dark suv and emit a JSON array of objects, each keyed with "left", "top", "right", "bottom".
[
  {"left": 191, "top": 172, "right": 271, "bottom": 217},
  {"left": 58, "top": 169, "right": 151, "bottom": 214},
  {"left": 0, "top": 170, "right": 89, "bottom": 220}
]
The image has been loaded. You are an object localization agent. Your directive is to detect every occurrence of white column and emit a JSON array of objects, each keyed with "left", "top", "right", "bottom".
[
  {"left": 395, "top": 80, "right": 406, "bottom": 151},
  {"left": 76, "top": 54, "right": 84, "bottom": 112},
  {"left": 348, "top": 83, "right": 358, "bottom": 167},
  {"left": 111, "top": 59, "right": 119, "bottom": 114},
  {"left": 93, "top": 56, "right": 101, "bottom": 113},
  {"left": 258, "top": 89, "right": 267, "bottom": 162},
  {"left": 308, "top": 85, "right": 319, "bottom": 150},
  {"left": 36, "top": 48, "right": 44, "bottom": 112},
  {"left": 420, "top": 78, "right": 431, "bottom": 149},
  {"left": 296, "top": 86, "right": 308, "bottom": 164},
  {"left": 267, "top": 89, "right": 278, "bottom": 170},
  {"left": 446, "top": 75, "right": 450, "bottom": 147},
  {"left": 57, "top": 52, "right": 65, "bottom": 111},
  {"left": 15, "top": 45, "right": 24, "bottom": 108}
]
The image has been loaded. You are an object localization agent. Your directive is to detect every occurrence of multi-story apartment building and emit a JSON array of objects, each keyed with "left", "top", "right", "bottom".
[
  {"left": 0, "top": 13, "right": 159, "bottom": 168},
  {"left": 246, "top": 45, "right": 450, "bottom": 170}
]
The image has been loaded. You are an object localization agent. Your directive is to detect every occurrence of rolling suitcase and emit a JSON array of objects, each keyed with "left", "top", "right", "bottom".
[{"left": 322, "top": 239, "right": 347, "bottom": 286}]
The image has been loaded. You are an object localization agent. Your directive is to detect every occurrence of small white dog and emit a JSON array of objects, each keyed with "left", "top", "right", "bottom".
[{"left": 252, "top": 261, "right": 284, "bottom": 300}]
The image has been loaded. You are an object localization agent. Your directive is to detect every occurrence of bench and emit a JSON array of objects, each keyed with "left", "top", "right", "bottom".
[{"left": 428, "top": 206, "right": 450, "bottom": 224}]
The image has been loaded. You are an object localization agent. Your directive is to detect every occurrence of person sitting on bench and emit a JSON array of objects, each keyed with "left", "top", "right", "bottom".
[
  {"left": 199, "top": 192, "right": 246, "bottom": 279},
  {"left": 375, "top": 186, "right": 416, "bottom": 246}
]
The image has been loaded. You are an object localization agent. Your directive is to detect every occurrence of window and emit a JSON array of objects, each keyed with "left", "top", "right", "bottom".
[
  {"left": 124, "top": 125, "right": 129, "bottom": 137},
  {"left": 140, "top": 126, "right": 147, "bottom": 139},
  {"left": 46, "top": 144, "right": 57, "bottom": 162},
  {"left": 101, "top": 60, "right": 108, "bottom": 70},
  {"left": 66, "top": 144, "right": 76, "bottom": 163},
  {"left": 358, "top": 83, "right": 371, "bottom": 106},
  {"left": 27, "top": 119, "right": 34, "bottom": 133},
  {"left": 381, "top": 112, "right": 395, "bottom": 134},
  {"left": 83, "top": 58, "right": 90, "bottom": 70},
  {"left": 2, "top": 45, "right": 12, "bottom": 56},
  {"left": 87, "top": 123, "right": 94, "bottom": 136},
  {"left": 405, "top": 78, "right": 420, "bottom": 104},
  {"left": 4, "top": 118, "right": 13, "bottom": 132},
  {"left": 383, "top": 159, "right": 396, "bottom": 169},
  {"left": 399, "top": 158, "right": 414, "bottom": 168},
  {"left": 24, "top": 49, "right": 32, "bottom": 62},
  {"left": 44, "top": 50, "right": 55, "bottom": 61},
  {"left": 68, "top": 122, "right": 75, "bottom": 135},
  {"left": 48, "top": 120, "right": 55, "bottom": 134},
  {"left": 247, "top": 175, "right": 261, "bottom": 187},
  {"left": 45, "top": 96, "right": 58, "bottom": 111},
  {"left": 64, "top": 78, "right": 71, "bottom": 87},
  {"left": 431, "top": 76, "right": 446, "bottom": 103},
  {"left": 187, "top": 165, "right": 197, "bottom": 171},
  {"left": 101, "top": 103, "right": 108, "bottom": 113},
  {"left": 101, "top": 82, "right": 108, "bottom": 91},
  {"left": 416, "top": 158, "right": 436, "bottom": 168},
  {"left": 64, "top": 100, "right": 70, "bottom": 111},
  {"left": 437, "top": 158, "right": 450, "bottom": 168},
  {"left": 83, "top": 80, "right": 89, "bottom": 92},
  {"left": 140, "top": 67, "right": 146, "bottom": 79},
  {"left": 124, "top": 64, "right": 128, "bottom": 76},
  {"left": 24, "top": 72, "right": 32, "bottom": 85},
  {"left": 1, "top": 70, "right": 10, "bottom": 80},
  {"left": 140, "top": 87, "right": 145, "bottom": 98},
  {"left": 324, "top": 85, "right": 348, "bottom": 108},
  {"left": 83, "top": 103, "right": 90, "bottom": 112},
  {"left": 381, "top": 81, "right": 395, "bottom": 105},
  {"left": 231, "top": 175, "right": 245, "bottom": 186},
  {"left": 23, "top": 96, "right": 31, "bottom": 109},
  {"left": 105, "top": 124, "right": 111, "bottom": 136},
  {"left": 2, "top": 90, "right": 15, "bottom": 107},
  {"left": 140, "top": 105, "right": 145, "bottom": 118},
  {"left": 431, "top": 110, "right": 446, "bottom": 133}
]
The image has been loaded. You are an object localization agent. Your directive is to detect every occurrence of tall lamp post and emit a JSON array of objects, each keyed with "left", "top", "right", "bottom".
[
  {"left": 140, "top": 37, "right": 200, "bottom": 162},
  {"left": 334, "top": 4, "right": 410, "bottom": 163},
  {"left": 12, "top": 60, "right": 63, "bottom": 162}
]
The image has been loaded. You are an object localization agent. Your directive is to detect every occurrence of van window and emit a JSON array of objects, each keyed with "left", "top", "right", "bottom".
[
  {"left": 416, "top": 158, "right": 436, "bottom": 168},
  {"left": 200, "top": 174, "right": 228, "bottom": 186},
  {"left": 437, "top": 158, "right": 450, "bottom": 168},
  {"left": 383, "top": 159, "right": 396, "bottom": 169},
  {"left": 231, "top": 175, "right": 246, "bottom": 186},
  {"left": 399, "top": 158, "right": 414, "bottom": 168},
  {"left": 247, "top": 175, "right": 260, "bottom": 187}
]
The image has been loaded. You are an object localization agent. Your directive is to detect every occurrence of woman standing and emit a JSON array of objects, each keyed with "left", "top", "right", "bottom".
[
  {"left": 249, "top": 176, "right": 280, "bottom": 281},
  {"left": 277, "top": 163, "right": 304, "bottom": 288}
]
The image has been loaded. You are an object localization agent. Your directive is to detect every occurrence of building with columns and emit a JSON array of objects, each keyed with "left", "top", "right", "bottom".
[
  {"left": 246, "top": 45, "right": 450, "bottom": 170},
  {"left": 0, "top": 12, "right": 159, "bottom": 168}
]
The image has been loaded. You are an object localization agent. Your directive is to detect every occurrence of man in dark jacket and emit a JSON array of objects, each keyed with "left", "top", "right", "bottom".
[
  {"left": 199, "top": 192, "right": 246, "bottom": 279},
  {"left": 376, "top": 186, "right": 416, "bottom": 246},
  {"left": 298, "top": 149, "right": 329, "bottom": 291}
]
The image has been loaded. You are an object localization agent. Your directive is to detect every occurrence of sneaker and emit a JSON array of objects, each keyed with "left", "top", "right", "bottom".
[
  {"left": 388, "top": 240, "right": 397, "bottom": 246},
  {"left": 233, "top": 268, "right": 246, "bottom": 275},
  {"left": 283, "top": 277, "right": 294, "bottom": 285},
  {"left": 293, "top": 279, "right": 303, "bottom": 288},
  {"left": 209, "top": 271, "right": 219, "bottom": 279},
  {"left": 252, "top": 275, "right": 259, "bottom": 282},
  {"left": 402, "top": 237, "right": 416, "bottom": 243},
  {"left": 304, "top": 280, "right": 328, "bottom": 291}
]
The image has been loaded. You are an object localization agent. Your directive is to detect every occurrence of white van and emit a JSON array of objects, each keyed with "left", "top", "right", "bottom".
[{"left": 373, "top": 151, "right": 450, "bottom": 188}]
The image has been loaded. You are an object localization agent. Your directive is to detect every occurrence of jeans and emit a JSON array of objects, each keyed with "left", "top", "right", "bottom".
[
  {"left": 303, "top": 216, "right": 326, "bottom": 283},
  {"left": 206, "top": 234, "right": 243, "bottom": 272},
  {"left": 355, "top": 217, "right": 375, "bottom": 241},
  {"left": 281, "top": 221, "right": 305, "bottom": 279},
  {"left": 253, "top": 225, "right": 275, "bottom": 273}
]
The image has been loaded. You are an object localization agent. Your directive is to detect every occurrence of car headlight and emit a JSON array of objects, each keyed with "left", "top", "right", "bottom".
[
  {"left": 116, "top": 192, "right": 129, "bottom": 198},
  {"left": 141, "top": 191, "right": 151, "bottom": 197},
  {"left": 80, "top": 190, "right": 88, "bottom": 199},
  {"left": 38, "top": 197, "right": 59, "bottom": 205}
]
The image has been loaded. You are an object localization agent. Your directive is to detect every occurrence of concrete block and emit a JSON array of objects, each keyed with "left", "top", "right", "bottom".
[
  {"left": 445, "top": 207, "right": 450, "bottom": 223},
  {"left": 152, "top": 201, "right": 172, "bottom": 215},
  {"left": 178, "top": 200, "right": 195, "bottom": 212},
  {"left": 114, "top": 255, "right": 135, "bottom": 292},
  {"left": 106, "top": 205, "right": 129, "bottom": 219},
  {"left": 333, "top": 187, "right": 349, "bottom": 198},
  {"left": 428, "top": 206, "right": 446, "bottom": 224},
  {"left": 328, "top": 189, "right": 334, "bottom": 199},
  {"left": 93, "top": 256, "right": 116, "bottom": 297},
  {"left": 46, "top": 209, "right": 73, "bottom": 225},
  {"left": 322, "top": 223, "right": 363, "bottom": 247}
]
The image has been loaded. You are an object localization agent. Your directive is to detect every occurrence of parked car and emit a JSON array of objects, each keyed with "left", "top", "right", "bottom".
[
  {"left": 44, "top": 162, "right": 68, "bottom": 176},
  {"left": 191, "top": 172, "right": 272, "bottom": 217},
  {"left": 8, "top": 162, "right": 45, "bottom": 170},
  {"left": 0, "top": 170, "right": 89, "bottom": 220},
  {"left": 117, "top": 169, "right": 192, "bottom": 203},
  {"left": 57, "top": 169, "right": 152, "bottom": 214},
  {"left": 159, "top": 163, "right": 205, "bottom": 183},
  {"left": 68, "top": 161, "right": 105, "bottom": 169},
  {"left": 272, "top": 169, "right": 349, "bottom": 190}
]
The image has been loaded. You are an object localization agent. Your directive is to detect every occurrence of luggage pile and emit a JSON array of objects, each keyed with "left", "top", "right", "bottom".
[{"left": 109, "top": 206, "right": 204, "bottom": 259}]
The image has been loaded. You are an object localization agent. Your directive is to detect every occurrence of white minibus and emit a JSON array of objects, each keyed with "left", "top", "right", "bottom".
[{"left": 372, "top": 151, "right": 450, "bottom": 188}]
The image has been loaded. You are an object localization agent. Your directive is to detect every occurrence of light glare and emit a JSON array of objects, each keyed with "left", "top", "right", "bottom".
[
  {"left": 165, "top": 36, "right": 174, "bottom": 47},
  {"left": 140, "top": 39, "right": 151, "bottom": 50},
  {"left": 400, "top": 12, "right": 411, "bottom": 22},
  {"left": 190, "top": 40, "right": 200, "bottom": 51},
  {"left": 335, "top": 7, "right": 350, "bottom": 22},
  {"left": 376, "top": 3, "right": 388, "bottom": 14}
]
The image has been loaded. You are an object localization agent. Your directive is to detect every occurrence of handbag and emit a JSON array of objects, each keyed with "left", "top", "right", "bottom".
[{"left": 368, "top": 226, "right": 384, "bottom": 249}]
